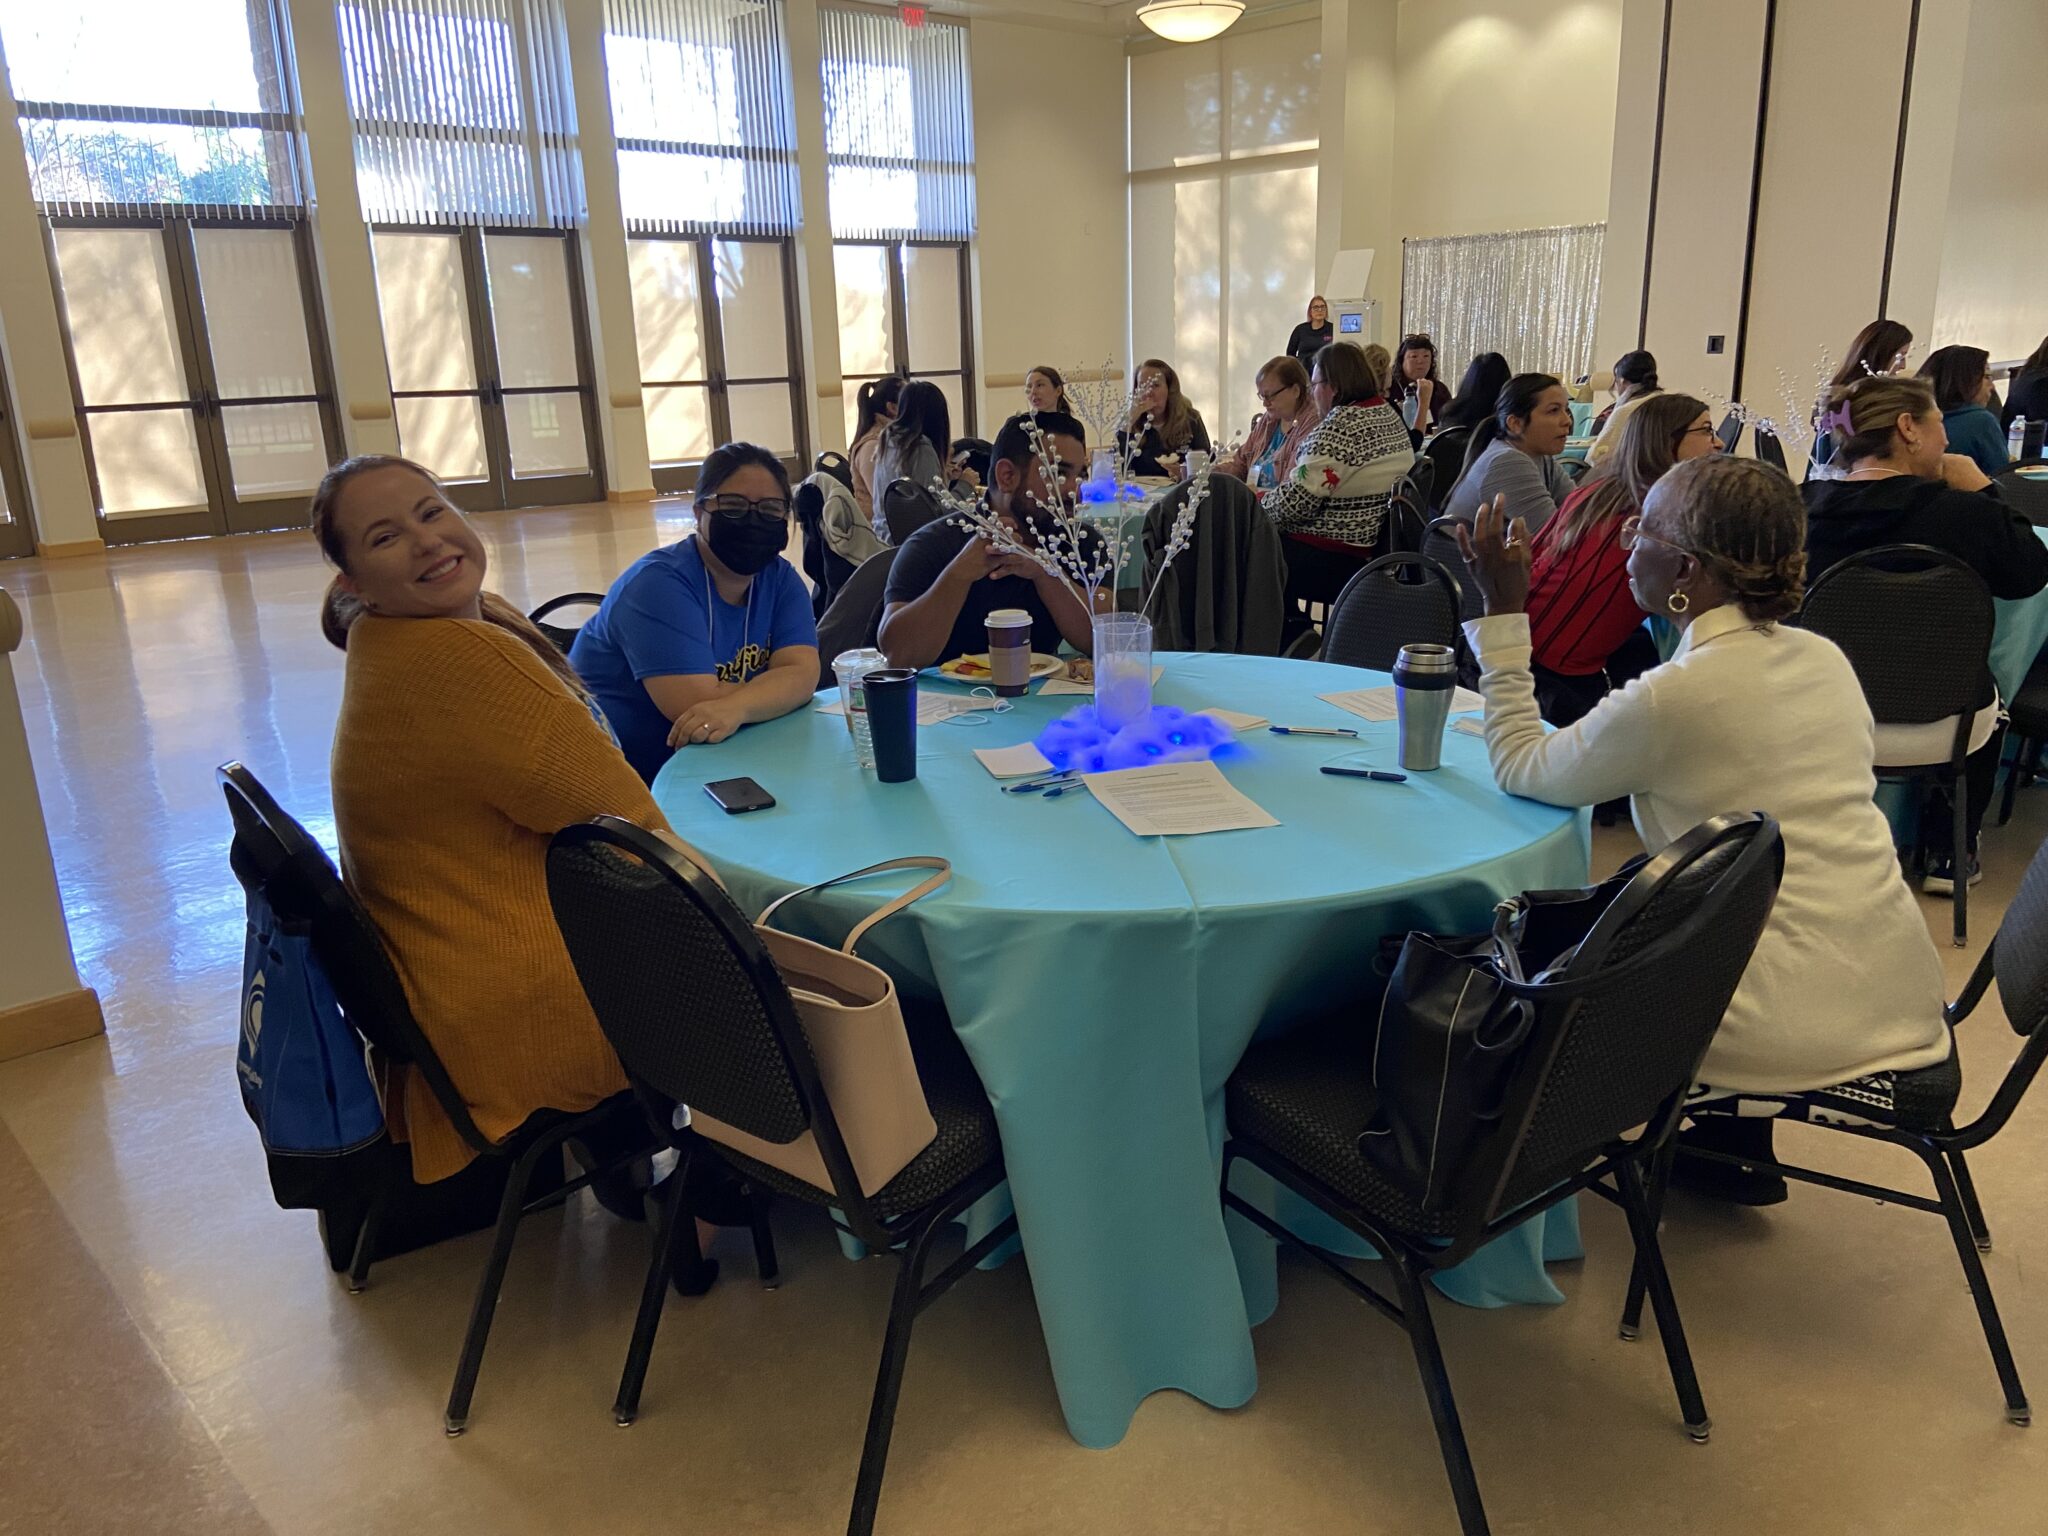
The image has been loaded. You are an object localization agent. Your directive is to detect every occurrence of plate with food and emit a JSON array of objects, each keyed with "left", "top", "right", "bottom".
[
  {"left": 937, "top": 651, "right": 1065, "bottom": 683},
  {"left": 2015, "top": 465, "right": 2048, "bottom": 481}
]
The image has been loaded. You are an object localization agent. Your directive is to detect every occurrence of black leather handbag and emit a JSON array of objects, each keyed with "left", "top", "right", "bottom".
[{"left": 1363, "top": 856, "right": 1653, "bottom": 1210}]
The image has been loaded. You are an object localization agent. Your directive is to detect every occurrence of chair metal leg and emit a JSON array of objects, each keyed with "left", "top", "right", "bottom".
[
  {"left": 1998, "top": 742, "right": 2024, "bottom": 827},
  {"left": 1948, "top": 1146, "right": 1993, "bottom": 1252},
  {"left": 347, "top": 1176, "right": 390, "bottom": 1295},
  {"left": 614, "top": 1154, "right": 695, "bottom": 1427},
  {"left": 747, "top": 1186, "right": 780, "bottom": 1290},
  {"left": 443, "top": 1133, "right": 559, "bottom": 1436},
  {"left": 1389, "top": 1258, "right": 1492, "bottom": 1536},
  {"left": 846, "top": 1219, "right": 945, "bottom": 1536},
  {"left": 1953, "top": 772, "right": 1969, "bottom": 948},
  {"left": 1619, "top": 1138, "right": 1675, "bottom": 1342},
  {"left": 1615, "top": 1158, "right": 1711, "bottom": 1441},
  {"left": 1922, "top": 1147, "right": 2030, "bottom": 1425}
]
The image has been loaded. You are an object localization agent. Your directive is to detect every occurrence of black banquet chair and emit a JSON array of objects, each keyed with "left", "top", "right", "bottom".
[
  {"left": 1420, "top": 425, "right": 1472, "bottom": 513},
  {"left": 812, "top": 546, "right": 901, "bottom": 689},
  {"left": 545, "top": 817, "right": 1016, "bottom": 1536},
  {"left": 814, "top": 450, "right": 855, "bottom": 491},
  {"left": 878, "top": 478, "right": 943, "bottom": 545},
  {"left": 1624, "top": 828, "right": 2048, "bottom": 1428},
  {"left": 216, "top": 762, "right": 714, "bottom": 1437},
  {"left": 1319, "top": 552, "right": 1463, "bottom": 673},
  {"left": 1714, "top": 410, "right": 1744, "bottom": 454},
  {"left": 1382, "top": 472, "right": 1432, "bottom": 555},
  {"left": 1793, "top": 544, "right": 1996, "bottom": 945},
  {"left": 1997, "top": 652, "right": 2048, "bottom": 825},
  {"left": 794, "top": 477, "right": 859, "bottom": 620},
  {"left": 1223, "top": 812, "right": 1785, "bottom": 1536},
  {"left": 529, "top": 592, "right": 605, "bottom": 654}
]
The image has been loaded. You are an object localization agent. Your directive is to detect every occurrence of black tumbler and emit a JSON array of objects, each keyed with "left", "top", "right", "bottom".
[{"left": 862, "top": 668, "right": 919, "bottom": 783}]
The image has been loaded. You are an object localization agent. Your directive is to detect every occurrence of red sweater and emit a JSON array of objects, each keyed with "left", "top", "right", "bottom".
[{"left": 1526, "top": 486, "right": 1643, "bottom": 676}]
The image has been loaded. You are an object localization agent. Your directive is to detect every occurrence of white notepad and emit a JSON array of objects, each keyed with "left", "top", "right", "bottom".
[
  {"left": 973, "top": 742, "right": 1055, "bottom": 778},
  {"left": 1197, "top": 707, "right": 1268, "bottom": 731},
  {"left": 1080, "top": 760, "right": 1279, "bottom": 837},
  {"left": 1317, "top": 685, "right": 1485, "bottom": 723},
  {"left": 817, "top": 694, "right": 998, "bottom": 727}
]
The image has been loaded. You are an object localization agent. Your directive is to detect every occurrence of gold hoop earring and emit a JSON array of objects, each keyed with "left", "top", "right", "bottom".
[{"left": 1667, "top": 591, "right": 1690, "bottom": 616}]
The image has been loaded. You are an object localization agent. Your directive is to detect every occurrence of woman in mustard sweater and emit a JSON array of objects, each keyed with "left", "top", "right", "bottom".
[{"left": 315, "top": 454, "right": 701, "bottom": 1204}]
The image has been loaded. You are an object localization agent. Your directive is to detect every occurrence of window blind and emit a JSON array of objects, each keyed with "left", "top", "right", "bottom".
[
  {"left": 1400, "top": 224, "right": 1606, "bottom": 385},
  {"left": 817, "top": 4, "right": 973, "bottom": 241},
  {"left": 603, "top": 0, "right": 799, "bottom": 236},
  {"left": 337, "top": 0, "right": 583, "bottom": 228},
  {"left": 4, "top": 0, "right": 304, "bottom": 216}
]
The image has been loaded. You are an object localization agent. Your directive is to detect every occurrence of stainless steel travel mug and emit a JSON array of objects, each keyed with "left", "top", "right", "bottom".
[{"left": 1392, "top": 643, "right": 1457, "bottom": 772}]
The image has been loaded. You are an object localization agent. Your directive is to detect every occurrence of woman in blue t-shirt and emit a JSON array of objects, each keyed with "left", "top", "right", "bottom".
[{"left": 571, "top": 443, "right": 820, "bottom": 781}]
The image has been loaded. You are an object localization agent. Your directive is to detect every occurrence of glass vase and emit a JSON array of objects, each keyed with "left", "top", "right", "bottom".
[{"left": 1092, "top": 613, "right": 1154, "bottom": 733}]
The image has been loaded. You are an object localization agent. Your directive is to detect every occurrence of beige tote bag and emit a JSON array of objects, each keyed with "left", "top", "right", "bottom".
[{"left": 690, "top": 857, "right": 951, "bottom": 1197}]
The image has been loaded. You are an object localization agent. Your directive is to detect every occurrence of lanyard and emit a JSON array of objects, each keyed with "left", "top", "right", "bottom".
[{"left": 702, "top": 546, "right": 756, "bottom": 673}]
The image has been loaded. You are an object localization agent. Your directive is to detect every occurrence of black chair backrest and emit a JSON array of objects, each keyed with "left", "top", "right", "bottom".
[
  {"left": 879, "top": 478, "right": 942, "bottom": 544},
  {"left": 1753, "top": 426, "right": 1788, "bottom": 472},
  {"left": 1383, "top": 475, "right": 1430, "bottom": 555},
  {"left": 545, "top": 817, "right": 890, "bottom": 1247},
  {"left": 529, "top": 593, "right": 605, "bottom": 655},
  {"left": 216, "top": 762, "right": 496, "bottom": 1155},
  {"left": 1420, "top": 427, "right": 1472, "bottom": 513},
  {"left": 1714, "top": 410, "right": 1743, "bottom": 454},
  {"left": 1421, "top": 517, "right": 1484, "bottom": 625},
  {"left": 812, "top": 546, "right": 901, "bottom": 688},
  {"left": 1404, "top": 457, "right": 1435, "bottom": 516},
  {"left": 1796, "top": 544, "right": 1993, "bottom": 727},
  {"left": 1321, "top": 553, "right": 1463, "bottom": 672},
  {"left": 814, "top": 451, "right": 854, "bottom": 491},
  {"left": 793, "top": 478, "right": 859, "bottom": 618},
  {"left": 1465, "top": 812, "right": 1785, "bottom": 1234}
]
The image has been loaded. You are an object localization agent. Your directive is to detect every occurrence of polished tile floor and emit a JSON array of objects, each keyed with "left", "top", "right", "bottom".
[{"left": 4, "top": 503, "right": 2048, "bottom": 1535}]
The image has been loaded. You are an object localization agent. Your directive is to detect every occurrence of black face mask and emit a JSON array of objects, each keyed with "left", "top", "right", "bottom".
[{"left": 703, "top": 511, "right": 786, "bottom": 576}]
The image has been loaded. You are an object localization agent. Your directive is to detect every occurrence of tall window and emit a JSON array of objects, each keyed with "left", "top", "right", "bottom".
[
  {"left": 819, "top": 5, "right": 975, "bottom": 437},
  {"left": 340, "top": 0, "right": 601, "bottom": 506},
  {"left": 606, "top": 0, "right": 804, "bottom": 485},
  {"left": 1128, "top": 20, "right": 1320, "bottom": 438},
  {"left": 3, "top": 0, "right": 339, "bottom": 545}
]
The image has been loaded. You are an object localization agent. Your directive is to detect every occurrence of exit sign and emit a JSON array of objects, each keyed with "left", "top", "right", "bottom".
[{"left": 900, "top": 3, "right": 926, "bottom": 24}]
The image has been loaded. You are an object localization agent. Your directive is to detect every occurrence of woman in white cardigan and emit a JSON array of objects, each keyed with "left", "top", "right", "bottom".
[{"left": 1455, "top": 455, "right": 1950, "bottom": 1202}]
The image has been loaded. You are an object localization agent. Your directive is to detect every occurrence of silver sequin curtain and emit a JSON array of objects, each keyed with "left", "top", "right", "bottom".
[{"left": 1400, "top": 223, "right": 1605, "bottom": 384}]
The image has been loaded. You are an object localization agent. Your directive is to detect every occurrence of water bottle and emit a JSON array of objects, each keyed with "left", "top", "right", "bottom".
[
  {"left": 2010, "top": 418, "right": 2028, "bottom": 465},
  {"left": 1392, "top": 643, "right": 1458, "bottom": 772}
]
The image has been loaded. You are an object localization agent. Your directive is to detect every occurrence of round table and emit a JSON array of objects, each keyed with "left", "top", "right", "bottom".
[{"left": 651, "top": 652, "right": 1590, "bottom": 1448}]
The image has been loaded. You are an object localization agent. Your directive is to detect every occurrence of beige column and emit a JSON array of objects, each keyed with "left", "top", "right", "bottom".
[
  {"left": 285, "top": 0, "right": 400, "bottom": 457},
  {"left": 0, "top": 43, "right": 101, "bottom": 554},
  {"left": 783, "top": 0, "right": 845, "bottom": 455},
  {"left": 562, "top": 0, "right": 654, "bottom": 499},
  {"left": 0, "top": 592, "right": 102, "bottom": 1060},
  {"left": 1314, "top": 0, "right": 1399, "bottom": 320}
]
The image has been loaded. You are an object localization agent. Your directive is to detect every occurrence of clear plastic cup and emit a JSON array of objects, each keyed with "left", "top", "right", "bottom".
[{"left": 833, "top": 647, "right": 887, "bottom": 769}]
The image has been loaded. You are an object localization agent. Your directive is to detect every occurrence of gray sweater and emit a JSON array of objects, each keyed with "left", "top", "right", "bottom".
[{"left": 1444, "top": 437, "right": 1574, "bottom": 531}]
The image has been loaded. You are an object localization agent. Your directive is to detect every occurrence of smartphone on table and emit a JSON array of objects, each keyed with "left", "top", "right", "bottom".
[{"left": 704, "top": 777, "right": 776, "bottom": 814}]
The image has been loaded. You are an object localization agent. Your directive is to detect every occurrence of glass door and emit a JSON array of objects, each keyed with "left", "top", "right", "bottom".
[
  {"left": 0, "top": 362, "right": 32, "bottom": 558},
  {"left": 482, "top": 233, "right": 601, "bottom": 508},
  {"left": 629, "top": 234, "right": 805, "bottom": 494},
  {"left": 373, "top": 227, "right": 602, "bottom": 509},
  {"left": 831, "top": 239, "right": 973, "bottom": 440},
  {"left": 47, "top": 217, "right": 339, "bottom": 545}
]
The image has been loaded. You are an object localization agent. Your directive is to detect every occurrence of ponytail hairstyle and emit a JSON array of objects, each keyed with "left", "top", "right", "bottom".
[
  {"left": 1026, "top": 365, "right": 1074, "bottom": 414},
  {"left": 1829, "top": 318, "right": 1914, "bottom": 389},
  {"left": 1818, "top": 373, "right": 1939, "bottom": 468},
  {"left": 852, "top": 375, "right": 906, "bottom": 446},
  {"left": 1648, "top": 455, "right": 1808, "bottom": 624},
  {"left": 1360, "top": 343, "right": 1393, "bottom": 400},
  {"left": 310, "top": 454, "right": 593, "bottom": 701},
  {"left": 1550, "top": 392, "right": 1708, "bottom": 554},
  {"left": 1462, "top": 371, "right": 1561, "bottom": 473},
  {"left": 1612, "top": 349, "right": 1659, "bottom": 397}
]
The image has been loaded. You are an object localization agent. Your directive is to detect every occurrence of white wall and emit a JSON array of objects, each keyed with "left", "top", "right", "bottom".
[
  {"left": 1932, "top": 0, "right": 2048, "bottom": 361},
  {"left": 969, "top": 17, "right": 1128, "bottom": 427}
]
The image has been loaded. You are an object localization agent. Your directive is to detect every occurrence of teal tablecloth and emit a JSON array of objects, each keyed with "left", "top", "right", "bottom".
[
  {"left": 1989, "top": 526, "right": 2048, "bottom": 701},
  {"left": 652, "top": 652, "right": 1589, "bottom": 1447}
]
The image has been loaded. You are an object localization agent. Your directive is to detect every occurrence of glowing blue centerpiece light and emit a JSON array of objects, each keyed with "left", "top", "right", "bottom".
[
  {"left": 1035, "top": 704, "right": 1238, "bottom": 774},
  {"left": 1077, "top": 473, "right": 1148, "bottom": 506}
]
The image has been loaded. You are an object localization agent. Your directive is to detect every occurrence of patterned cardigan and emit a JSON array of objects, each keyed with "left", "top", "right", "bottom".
[{"left": 1258, "top": 400, "right": 1416, "bottom": 547}]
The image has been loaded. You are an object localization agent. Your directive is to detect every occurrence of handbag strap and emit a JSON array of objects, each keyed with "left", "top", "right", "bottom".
[{"left": 755, "top": 857, "right": 953, "bottom": 954}]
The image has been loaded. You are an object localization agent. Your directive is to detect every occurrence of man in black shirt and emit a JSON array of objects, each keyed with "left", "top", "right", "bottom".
[{"left": 879, "top": 410, "right": 1107, "bottom": 669}]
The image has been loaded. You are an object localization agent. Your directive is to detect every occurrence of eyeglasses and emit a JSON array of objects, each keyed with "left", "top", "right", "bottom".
[
  {"left": 1617, "top": 516, "right": 1692, "bottom": 556},
  {"left": 1256, "top": 384, "right": 1296, "bottom": 405},
  {"left": 698, "top": 494, "right": 789, "bottom": 520},
  {"left": 1680, "top": 424, "right": 1717, "bottom": 441}
]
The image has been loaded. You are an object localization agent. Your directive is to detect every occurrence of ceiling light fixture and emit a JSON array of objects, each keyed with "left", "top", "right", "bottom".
[{"left": 1136, "top": 1, "right": 1246, "bottom": 44}]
